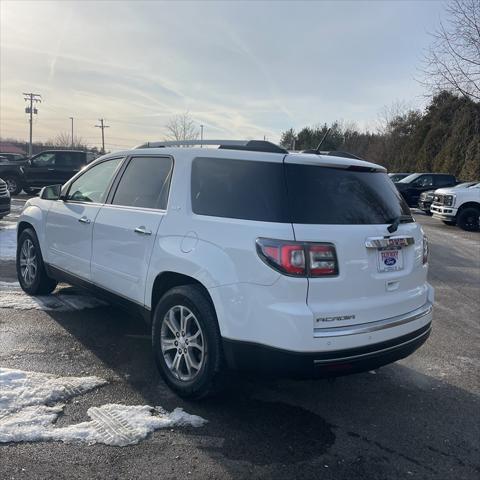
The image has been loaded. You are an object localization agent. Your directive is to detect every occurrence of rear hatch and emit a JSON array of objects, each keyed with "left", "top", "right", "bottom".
[{"left": 284, "top": 154, "right": 428, "bottom": 329}]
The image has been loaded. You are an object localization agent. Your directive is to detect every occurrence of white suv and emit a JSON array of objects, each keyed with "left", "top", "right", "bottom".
[{"left": 16, "top": 140, "right": 434, "bottom": 398}]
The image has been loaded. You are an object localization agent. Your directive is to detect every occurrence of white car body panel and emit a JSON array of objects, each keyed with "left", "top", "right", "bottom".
[
  {"left": 45, "top": 201, "right": 103, "bottom": 280},
  {"left": 92, "top": 204, "right": 165, "bottom": 305}
]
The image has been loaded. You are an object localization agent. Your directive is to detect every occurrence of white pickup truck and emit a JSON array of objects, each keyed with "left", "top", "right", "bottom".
[{"left": 431, "top": 182, "right": 480, "bottom": 231}]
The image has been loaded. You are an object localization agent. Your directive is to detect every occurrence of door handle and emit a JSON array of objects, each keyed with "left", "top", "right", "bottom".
[
  {"left": 78, "top": 216, "right": 91, "bottom": 224},
  {"left": 134, "top": 226, "right": 152, "bottom": 235},
  {"left": 48, "top": 168, "right": 55, "bottom": 171}
]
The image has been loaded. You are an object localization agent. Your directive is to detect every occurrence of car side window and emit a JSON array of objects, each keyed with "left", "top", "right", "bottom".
[
  {"left": 435, "top": 175, "right": 453, "bottom": 187},
  {"left": 413, "top": 175, "right": 433, "bottom": 187},
  {"left": 67, "top": 158, "right": 122, "bottom": 203},
  {"left": 31, "top": 152, "right": 55, "bottom": 167},
  {"left": 111, "top": 156, "right": 173, "bottom": 209},
  {"left": 55, "top": 152, "right": 84, "bottom": 168}
]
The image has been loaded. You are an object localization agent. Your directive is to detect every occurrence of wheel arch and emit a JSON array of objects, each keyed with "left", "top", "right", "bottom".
[
  {"left": 457, "top": 201, "right": 480, "bottom": 212},
  {"left": 151, "top": 271, "right": 217, "bottom": 320}
]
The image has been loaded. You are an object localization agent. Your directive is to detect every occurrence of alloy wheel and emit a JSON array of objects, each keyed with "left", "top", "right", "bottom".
[
  {"left": 161, "top": 305, "right": 205, "bottom": 381},
  {"left": 19, "top": 239, "right": 37, "bottom": 287}
]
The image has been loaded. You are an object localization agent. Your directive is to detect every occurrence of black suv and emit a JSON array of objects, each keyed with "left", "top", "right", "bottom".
[
  {"left": 0, "top": 178, "right": 11, "bottom": 218},
  {"left": 0, "top": 150, "right": 95, "bottom": 195},
  {"left": 394, "top": 173, "right": 457, "bottom": 207}
]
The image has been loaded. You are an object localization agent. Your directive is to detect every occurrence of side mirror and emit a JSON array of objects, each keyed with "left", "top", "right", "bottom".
[{"left": 40, "top": 184, "right": 62, "bottom": 200}]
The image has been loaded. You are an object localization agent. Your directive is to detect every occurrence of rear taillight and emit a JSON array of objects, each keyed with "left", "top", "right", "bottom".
[
  {"left": 423, "top": 235, "right": 428, "bottom": 264},
  {"left": 256, "top": 238, "right": 338, "bottom": 277}
]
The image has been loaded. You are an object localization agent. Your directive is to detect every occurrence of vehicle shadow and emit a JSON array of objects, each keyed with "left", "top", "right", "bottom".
[{"left": 43, "top": 297, "right": 480, "bottom": 479}]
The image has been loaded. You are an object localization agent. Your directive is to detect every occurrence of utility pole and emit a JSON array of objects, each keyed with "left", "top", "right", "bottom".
[
  {"left": 95, "top": 118, "right": 109, "bottom": 154},
  {"left": 200, "top": 124, "right": 204, "bottom": 147},
  {"left": 69, "top": 117, "right": 74, "bottom": 147},
  {"left": 23, "top": 93, "right": 41, "bottom": 156}
]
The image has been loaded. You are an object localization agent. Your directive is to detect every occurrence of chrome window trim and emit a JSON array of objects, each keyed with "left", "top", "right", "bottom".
[{"left": 313, "top": 302, "right": 432, "bottom": 338}]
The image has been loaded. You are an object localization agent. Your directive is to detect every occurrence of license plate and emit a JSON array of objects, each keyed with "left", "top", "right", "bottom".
[{"left": 377, "top": 247, "right": 403, "bottom": 272}]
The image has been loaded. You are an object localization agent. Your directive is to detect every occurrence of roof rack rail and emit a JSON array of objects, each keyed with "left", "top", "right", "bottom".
[
  {"left": 301, "top": 149, "right": 363, "bottom": 160},
  {"left": 134, "top": 139, "right": 288, "bottom": 154}
]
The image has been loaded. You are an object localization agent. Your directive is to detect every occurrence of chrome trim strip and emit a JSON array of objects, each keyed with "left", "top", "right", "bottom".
[
  {"left": 314, "top": 302, "right": 433, "bottom": 338},
  {"left": 313, "top": 326, "right": 431, "bottom": 364},
  {"left": 365, "top": 236, "right": 415, "bottom": 248}
]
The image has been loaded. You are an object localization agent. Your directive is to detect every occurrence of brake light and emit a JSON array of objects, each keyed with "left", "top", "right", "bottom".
[{"left": 256, "top": 238, "right": 338, "bottom": 277}]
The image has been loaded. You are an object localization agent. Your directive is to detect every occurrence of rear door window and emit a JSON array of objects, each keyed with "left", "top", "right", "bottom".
[
  {"left": 191, "top": 157, "right": 288, "bottom": 222},
  {"left": 112, "top": 156, "right": 173, "bottom": 209},
  {"left": 285, "top": 164, "right": 411, "bottom": 224}
]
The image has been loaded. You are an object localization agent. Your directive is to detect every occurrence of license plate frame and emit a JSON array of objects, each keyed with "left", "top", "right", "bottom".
[{"left": 377, "top": 247, "right": 403, "bottom": 272}]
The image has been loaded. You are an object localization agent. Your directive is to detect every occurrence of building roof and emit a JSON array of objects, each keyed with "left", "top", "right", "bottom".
[{"left": 0, "top": 143, "right": 27, "bottom": 154}]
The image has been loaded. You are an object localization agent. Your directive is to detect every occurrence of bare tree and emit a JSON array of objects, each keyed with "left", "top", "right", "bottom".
[
  {"left": 51, "top": 132, "right": 87, "bottom": 149},
  {"left": 376, "top": 100, "right": 411, "bottom": 135},
  {"left": 165, "top": 112, "right": 199, "bottom": 143},
  {"left": 421, "top": 0, "right": 480, "bottom": 101}
]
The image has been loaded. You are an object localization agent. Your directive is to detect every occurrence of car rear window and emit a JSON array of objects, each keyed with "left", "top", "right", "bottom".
[
  {"left": 191, "top": 157, "right": 411, "bottom": 224},
  {"left": 285, "top": 164, "right": 411, "bottom": 224},
  {"left": 191, "top": 157, "right": 288, "bottom": 222}
]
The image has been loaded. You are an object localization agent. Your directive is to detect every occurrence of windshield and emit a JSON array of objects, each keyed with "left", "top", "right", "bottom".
[
  {"left": 398, "top": 173, "right": 421, "bottom": 183},
  {"left": 285, "top": 164, "right": 412, "bottom": 224}
]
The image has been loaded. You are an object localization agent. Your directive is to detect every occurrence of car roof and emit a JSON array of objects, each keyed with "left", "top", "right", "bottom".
[{"left": 99, "top": 146, "right": 386, "bottom": 172}]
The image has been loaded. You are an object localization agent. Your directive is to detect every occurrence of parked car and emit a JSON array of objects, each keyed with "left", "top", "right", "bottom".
[
  {"left": 19, "top": 150, "right": 96, "bottom": 194},
  {"left": 0, "top": 178, "right": 11, "bottom": 219},
  {"left": 394, "top": 173, "right": 458, "bottom": 207},
  {"left": 16, "top": 139, "right": 433, "bottom": 398},
  {"left": 0, "top": 153, "right": 28, "bottom": 162},
  {"left": 388, "top": 172, "right": 411, "bottom": 182},
  {"left": 418, "top": 182, "right": 477, "bottom": 215},
  {"left": 431, "top": 182, "right": 480, "bottom": 231},
  {"left": 0, "top": 161, "right": 24, "bottom": 195}
]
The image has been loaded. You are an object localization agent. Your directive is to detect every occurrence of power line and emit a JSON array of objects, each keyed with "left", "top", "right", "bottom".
[
  {"left": 95, "top": 118, "right": 110, "bottom": 154},
  {"left": 22, "top": 92, "right": 42, "bottom": 156}
]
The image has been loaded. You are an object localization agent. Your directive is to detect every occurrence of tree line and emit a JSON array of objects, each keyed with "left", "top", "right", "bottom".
[{"left": 280, "top": 91, "right": 480, "bottom": 180}]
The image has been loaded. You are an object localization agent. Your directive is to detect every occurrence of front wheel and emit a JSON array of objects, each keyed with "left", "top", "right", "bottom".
[
  {"left": 3, "top": 175, "right": 22, "bottom": 195},
  {"left": 16, "top": 228, "right": 58, "bottom": 295},
  {"left": 457, "top": 207, "right": 480, "bottom": 231},
  {"left": 152, "top": 285, "right": 224, "bottom": 399}
]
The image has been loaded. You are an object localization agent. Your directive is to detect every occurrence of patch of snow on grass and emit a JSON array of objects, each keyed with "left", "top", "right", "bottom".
[
  {"left": 0, "top": 225, "right": 17, "bottom": 260},
  {"left": 0, "top": 281, "right": 107, "bottom": 311},
  {"left": 0, "top": 368, "right": 207, "bottom": 446}
]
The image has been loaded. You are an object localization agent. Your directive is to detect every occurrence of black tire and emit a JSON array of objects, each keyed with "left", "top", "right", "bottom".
[
  {"left": 152, "top": 285, "right": 224, "bottom": 399},
  {"left": 16, "top": 228, "right": 57, "bottom": 295},
  {"left": 457, "top": 207, "right": 480, "bottom": 232},
  {"left": 3, "top": 175, "right": 22, "bottom": 195}
]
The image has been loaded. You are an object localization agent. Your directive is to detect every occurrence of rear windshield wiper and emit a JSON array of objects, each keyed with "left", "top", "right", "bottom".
[{"left": 387, "top": 215, "right": 413, "bottom": 233}]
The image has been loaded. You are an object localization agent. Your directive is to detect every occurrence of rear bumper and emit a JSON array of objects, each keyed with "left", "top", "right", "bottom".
[{"left": 223, "top": 321, "right": 431, "bottom": 377}]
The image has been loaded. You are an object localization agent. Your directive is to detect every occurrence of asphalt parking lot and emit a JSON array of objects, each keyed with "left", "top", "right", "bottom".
[{"left": 0, "top": 197, "right": 479, "bottom": 480}]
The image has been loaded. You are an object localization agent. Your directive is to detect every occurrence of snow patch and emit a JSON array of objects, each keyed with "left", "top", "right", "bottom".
[
  {"left": 0, "top": 281, "right": 107, "bottom": 311},
  {"left": 0, "top": 225, "right": 17, "bottom": 260},
  {"left": 0, "top": 368, "right": 207, "bottom": 446}
]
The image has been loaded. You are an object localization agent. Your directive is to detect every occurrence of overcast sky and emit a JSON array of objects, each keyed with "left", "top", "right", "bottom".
[{"left": 1, "top": 0, "right": 446, "bottom": 151}]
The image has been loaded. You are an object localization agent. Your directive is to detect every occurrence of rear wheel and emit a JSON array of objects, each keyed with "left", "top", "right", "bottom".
[
  {"left": 16, "top": 228, "right": 57, "bottom": 295},
  {"left": 152, "top": 285, "right": 224, "bottom": 399},
  {"left": 457, "top": 207, "right": 480, "bottom": 231},
  {"left": 3, "top": 175, "right": 22, "bottom": 195}
]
